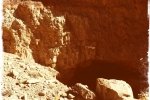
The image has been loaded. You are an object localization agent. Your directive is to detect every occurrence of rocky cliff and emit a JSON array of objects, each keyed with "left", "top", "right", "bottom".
[{"left": 3, "top": 0, "right": 149, "bottom": 98}]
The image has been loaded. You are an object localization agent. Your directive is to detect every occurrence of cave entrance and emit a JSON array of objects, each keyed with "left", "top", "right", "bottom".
[{"left": 56, "top": 60, "right": 148, "bottom": 98}]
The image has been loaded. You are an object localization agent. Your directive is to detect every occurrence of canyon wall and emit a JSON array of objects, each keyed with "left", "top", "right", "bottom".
[
  {"left": 40, "top": 0, "right": 149, "bottom": 80},
  {"left": 42, "top": 1, "right": 148, "bottom": 63},
  {"left": 3, "top": 0, "right": 149, "bottom": 97}
]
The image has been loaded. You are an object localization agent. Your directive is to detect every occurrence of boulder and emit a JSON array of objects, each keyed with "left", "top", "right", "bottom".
[
  {"left": 96, "top": 78, "right": 134, "bottom": 100},
  {"left": 72, "top": 83, "right": 96, "bottom": 100}
]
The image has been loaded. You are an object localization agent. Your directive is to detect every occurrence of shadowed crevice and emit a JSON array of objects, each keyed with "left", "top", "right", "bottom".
[{"left": 57, "top": 60, "right": 149, "bottom": 98}]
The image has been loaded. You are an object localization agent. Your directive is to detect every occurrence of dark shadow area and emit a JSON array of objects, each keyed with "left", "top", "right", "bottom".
[{"left": 57, "top": 60, "right": 149, "bottom": 98}]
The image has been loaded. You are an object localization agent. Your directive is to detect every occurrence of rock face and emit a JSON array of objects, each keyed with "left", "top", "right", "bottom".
[
  {"left": 96, "top": 78, "right": 134, "bottom": 100},
  {"left": 3, "top": 0, "right": 148, "bottom": 71},
  {"left": 3, "top": 1, "right": 70, "bottom": 66},
  {"left": 41, "top": 0, "right": 148, "bottom": 71},
  {"left": 3, "top": 0, "right": 149, "bottom": 98}
]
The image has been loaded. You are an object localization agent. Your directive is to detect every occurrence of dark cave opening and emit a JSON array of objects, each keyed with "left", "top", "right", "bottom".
[{"left": 56, "top": 60, "right": 149, "bottom": 99}]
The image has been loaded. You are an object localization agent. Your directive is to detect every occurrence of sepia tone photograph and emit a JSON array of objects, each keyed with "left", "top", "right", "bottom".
[{"left": 1, "top": 0, "right": 149, "bottom": 100}]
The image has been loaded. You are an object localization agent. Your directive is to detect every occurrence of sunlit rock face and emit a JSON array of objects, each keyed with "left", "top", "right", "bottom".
[
  {"left": 3, "top": 1, "right": 70, "bottom": 65},
  {"left": 3, "top": 0, "right": 148, "bottom": 98}
]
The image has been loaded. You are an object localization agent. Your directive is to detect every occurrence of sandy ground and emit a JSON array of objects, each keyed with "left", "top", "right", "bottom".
[{"left": 2, "top": 52, "right": 70, "bottom": 100}]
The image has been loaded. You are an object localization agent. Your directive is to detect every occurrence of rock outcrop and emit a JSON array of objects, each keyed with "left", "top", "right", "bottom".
[
  {"left": 3, "top": 1, "right": 70, "bottom": 66},
  {"left": 3, "top": 0, "right": 148, "bottom": 73},
  {"left": 96, "top": 78, "right": 134, "bottom": 100},
  {"left": 3, "top": 0, "right": 149, "bottom": 98}
]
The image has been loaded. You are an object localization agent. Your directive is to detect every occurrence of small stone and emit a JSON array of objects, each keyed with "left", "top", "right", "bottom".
[
  {"left": 38, "top": 92, "right": 45, "bottom": 96},
  {"left": 68, "top": 93, "right": 75, "bottom": 99},
  {"left": 59, "top": 91, "right": 67, "bottom": 97},
  {"left": 16, "top": 82, "right": 19, "bottom": 85},
  {"left": 20, "top": 96, "right": 25, "bottom": 99},
  {"left": 2, "top": 90, "right": 12, "bottom": 97},
  {"left": 6, "top": 71, "right": 15, "bottom": 78},
  {"left": 23, "top": 79, "right": 39, "bottom": 84}
]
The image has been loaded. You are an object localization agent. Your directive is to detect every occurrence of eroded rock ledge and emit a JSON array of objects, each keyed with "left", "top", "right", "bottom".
[{"left": 3, "top": 0, "right": 149, "bottom": 98}]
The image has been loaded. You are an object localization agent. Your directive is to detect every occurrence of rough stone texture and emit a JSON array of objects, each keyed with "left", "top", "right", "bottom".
[
  {"left": 2, "top": 52, "right": 69, "bottom": 100},
  {"left": 3, "top": 1, "right": 70, "bottom": 66},
  {"left": 3, "top": 0, "right": 149, "bottom": 98},
  {"left": 40, "top": 0, "right": 148, "bottom": 70},
  {"left": 96, "top": 78, "right": 134, "bottom": 100},
  {"left": 3, "top": 0, "right": 148, "bottom": 74},
  {"left": 72, "top": 83, "right": 96, "bottom": 100},
  {"left": 41, "top": 1, "right": 149, "bottom": 97}
]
